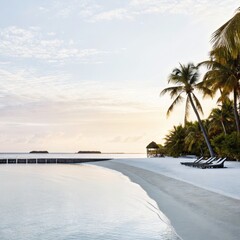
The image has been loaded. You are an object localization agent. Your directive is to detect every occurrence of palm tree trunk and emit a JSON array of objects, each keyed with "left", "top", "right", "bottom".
[
  {"left": 221, "top": 120, "right": 227, "bottom": 135},
  {"left": 219, "top": 89, "right": 227, "bottom": 135},
  {"left": 233, "top": 89, "right": 240, "bottom": 133},
  {"left": 188, "top": 94, "right": 215, "bottom": 157}
]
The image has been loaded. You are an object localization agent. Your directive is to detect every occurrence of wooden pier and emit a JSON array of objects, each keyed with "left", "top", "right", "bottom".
[{"left": 0, "top": 158, "right": 112, "bottom": 164}]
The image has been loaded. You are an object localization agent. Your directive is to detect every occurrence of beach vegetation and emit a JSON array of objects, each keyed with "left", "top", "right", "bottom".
[
  {"left": 184, "top": 121, "right": 207, "bottom": 156},
  {"left": 208, "top": 99, "right": 235, "bottom": 136},
  {"left": 211, "top": 7, "right": 240, "bottom": 60},
  {"left": 199, "top": 55, "right": 240, "bottom": 133},
  {"left": 164, "top": 125, "right": 186, "bottom": 157},
  {"left": 164, "top": 120, "right": 239, "bottom": 160},
  {"left": 157, "top": 144, "right": 166, "bottom": 155},
  {"left": 161, "top": 7, "right": 240, "bottom": 160},
  {"left": 205, "top": 7, "right": 240, "bottom": 132},
  {"left": 163, "top": 101, "right": 239, "bottom": 160},
  {"left": 211, "top": 132, "right": 240, "bottom": 160}
]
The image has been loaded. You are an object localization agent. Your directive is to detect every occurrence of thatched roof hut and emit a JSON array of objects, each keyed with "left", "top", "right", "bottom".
[
  {"left": 146, "top": 141, "right": 163, "bottom": 157},
  {"left": 146, "top": 141, "right": 160, "bottom": 149}
]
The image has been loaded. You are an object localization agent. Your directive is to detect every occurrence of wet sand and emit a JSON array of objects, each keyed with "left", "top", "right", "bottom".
[{"left": 93, "top": 160, "right": 240, "bottom": 240}]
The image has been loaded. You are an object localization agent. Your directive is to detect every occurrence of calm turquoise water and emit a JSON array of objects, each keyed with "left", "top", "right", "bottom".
[{"left": 0, "top": 164, "right": 180, "bottom": 240}]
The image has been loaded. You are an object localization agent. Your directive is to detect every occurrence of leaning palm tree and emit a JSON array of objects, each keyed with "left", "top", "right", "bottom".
[
  {"left": 212, "top": 7, "right": 240, "bottom": 59},
  {"left": 160, "top": 63, "right": 215, "bottom": 157}
]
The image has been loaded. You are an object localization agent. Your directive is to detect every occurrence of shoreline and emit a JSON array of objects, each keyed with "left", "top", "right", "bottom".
[{"left": 92, "top": 160, "right": 240, "bottom": 240}]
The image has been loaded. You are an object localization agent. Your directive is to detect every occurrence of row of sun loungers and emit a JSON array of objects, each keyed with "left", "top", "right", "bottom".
[{"left": 180, "top": 157, "right": 227, "bottom": 169}]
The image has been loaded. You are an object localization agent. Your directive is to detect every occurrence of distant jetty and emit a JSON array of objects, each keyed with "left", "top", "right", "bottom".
[
  {"left": 78, "top": 151, "right": 101, "bottom": 154},
  {"left": 30, "top": 151, "right": 49, "bottom": 154}
]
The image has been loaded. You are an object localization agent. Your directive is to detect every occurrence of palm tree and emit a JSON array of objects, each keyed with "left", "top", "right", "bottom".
[
  {"left": 164, "top": 124, "right": 186, "bottom": 157},
  {"left": 208, "top": 7, "right": 240, "bottom": 133},
  {"left": 208, "top": 99, "right": 234, "bottom": 136},
  {"left": 185, "top": 121, "right": 205, "bottom": 156},
  {"left": 160, "top": 63, "right": 215, "bottom": 157},
  {"left": 211, "top": 7, "right": 240, "bottom": 59},
  {"left": 199, "top": 57, "right": 240, "bottom": 132},
  {"left": 209, "top": 108, "right": 227, "bottom": 135}
]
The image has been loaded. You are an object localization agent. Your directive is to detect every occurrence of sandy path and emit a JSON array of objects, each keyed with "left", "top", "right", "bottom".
[{"left": 93, "top": 161, "right": 240, "bottom": 240}]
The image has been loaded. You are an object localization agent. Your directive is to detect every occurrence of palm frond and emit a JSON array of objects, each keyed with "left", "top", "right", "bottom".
[
  {"left": 211, "top": 10, "right": 240, "bottom": 58},
  {"left": 166, "top": 94, "right": 184, "bottom": 117},
  {"left": 195, "top": 81, "right": 213, "bottom": 98},
  {"left": 224, "top": 74, "right": 238, "bottom": 92},
  {"left": 198, "top": 60, "right": 229, "bottom": 71},
  {"left": 160, "top": 86, "right": 183, "bottom": 98},
  {"left": 168, "top": 63, "right": 197, "bottom": 86},
  {"left": 207, "top": 72, "right": 231, "bottom": 90},
  {"left": 168, "top": 73, "right": 184, "bottom": 85},
  {"left": 209, "top": 47, "right": 233, "bottom": 63},
  {"left": 190, "top": 70, "right": 199, "bottom": 85},
  {"left": 192, "top": 93, "right": 204, "bottom": 115}
]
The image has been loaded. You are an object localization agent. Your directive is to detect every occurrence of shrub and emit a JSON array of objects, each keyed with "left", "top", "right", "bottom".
[{"left": 211, "top": 132, "right": 240, "bottom": 160}]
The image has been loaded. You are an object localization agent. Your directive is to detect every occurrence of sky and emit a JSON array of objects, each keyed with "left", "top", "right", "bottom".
[{"left": 0, "top": 0, "right": 239, "bottom": 153}]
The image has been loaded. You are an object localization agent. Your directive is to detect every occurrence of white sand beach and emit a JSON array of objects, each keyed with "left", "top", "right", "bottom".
[{"left": 93, "top": 158, "right": 240, "bottom": 240}]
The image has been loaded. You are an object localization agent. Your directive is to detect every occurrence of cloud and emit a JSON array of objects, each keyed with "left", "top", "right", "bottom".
[
  {"left": 0, "top": 67, "right": 159, "bottom": 116},
  {"left": 38, "top": 6, "right": 49, "bottom": 13},
  {"left": 30, "top": 0, "right": 238, "bottom": 25},
  {"left": 92, "top": 8, "right": 133, "bottom": 21},
  {"left": 52, "top": 0, "right": 238, "bottom": 22},
  {"left": 39, "top": 0, "right": 101, "bottom": 19},
  {"left": 0, "top": 61, "right": 10, "bottom": 65},
  {"left": 0, "top": 26, "right": 107, "bottom": 63},
  {"left": 129, "top": 0, "right": 238, "bottom": 15}
]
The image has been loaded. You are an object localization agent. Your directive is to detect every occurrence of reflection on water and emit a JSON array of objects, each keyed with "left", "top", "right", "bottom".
[
  {"left": 0, "top": 153, "right": 147, "bottom": 159},
  {"left": 0, "top": 165, "right": 180, "bottom": 240}
]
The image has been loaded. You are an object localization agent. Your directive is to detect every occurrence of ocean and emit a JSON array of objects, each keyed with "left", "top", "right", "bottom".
[{"left": 0, "top": 154, "right": 180, "bottom": 240}]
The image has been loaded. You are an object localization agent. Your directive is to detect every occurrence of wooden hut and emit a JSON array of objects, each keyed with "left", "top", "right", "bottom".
[{"left": 146, "top": 141, "right": 161, "bottom": 157}]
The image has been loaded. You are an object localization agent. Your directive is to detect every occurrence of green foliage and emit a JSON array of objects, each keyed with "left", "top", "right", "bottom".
[
  {"left": 199, "top": 56, "right": 240, "bottom": 132},
  {"left": 164, "top": 125, "right": 187, "bottom": 157},
  {"left": 160, "top": 8, "right": 240, "bottom": 159},
  {"left": 208, "top": 99, "right": 235, "bottom": 137},
  {"left": 211, "top": 132, "right": 240, "bottom": 160},
  {"left": 163, "top": 102, "right": 239, "bottom": 159},
  {"left": 160, "top": 63, "right": 206, "bottom": 124},
  {"left": 163, "top": 121, "right": 210, "bottom": 157},
  {"left": 211, "top": 8, "right": 240, "bottom": 59},
  {"left": 157, "top": 144, "right": 166, "bottom": 155},
  {"left": 200, "top": 7, "right": 240, "bottom": 133},
  {"left": 184, "top": 121, "right": 207, "bottom": 156}
]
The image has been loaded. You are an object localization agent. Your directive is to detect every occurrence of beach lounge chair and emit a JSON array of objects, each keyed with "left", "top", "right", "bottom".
[
  {"left": 180, "top": 156, "right": 204, "bottom": 166},
  {"left": 194, "top": 157, "right": 219, "bottom": 168},
  {"left": 192, "top": 157, "right": 215, "bottom": 167},
  {"left": 201, "top": 158, "right": 227, "bottom": 169}
]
